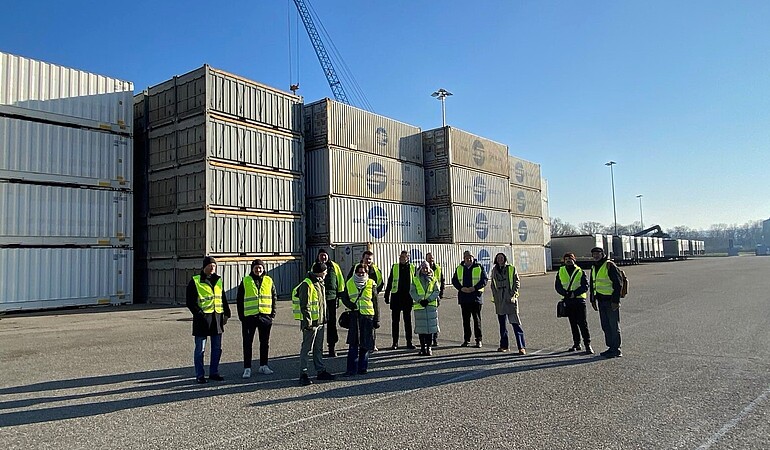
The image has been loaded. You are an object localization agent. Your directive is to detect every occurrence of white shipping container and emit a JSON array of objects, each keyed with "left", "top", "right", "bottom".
[
  {"left": 145, "top": 256, "right": 304, "bottom": 303},
  {"left": 0, "top": 51, "right": 133, "bottom": 131},
  {"left": 541, "top": 178, "right": 550, "bottom": 224},
  {"left": 0, "top": 117, "right": 132, "bottom": 189},
  {"left": 512, "top": 245, "right": 547, "bottom": 276},
  {"left": 423, "top": 127, "right": 509, "bottom": 177},
  {"left": 303, "top": 98, "right": 422, "bottom": 164},
  {"left": 146, "top": 114, "right": 303, "bottom": 174},
  {"left": 426, "top": 166, "right": 510, "bottom": 210},
  {"left": 508, "top": 156, "right": 542, "bottom": 190},
  {"left": 543, "top": 222, "right": 552, "bottom": 247},
  {"left": 0, "top": 182, "right": 131, "bottom": 246},
  {"left": 1, "top": 247, "right": 132, "bottom": 311},
  {"left": 147, "top": 65, "right": 302, "bottom": 134},
  {"left": 511, "top": 215, "right": 545, "bottom": 246},
  {"left": 509, "top": 185, "right": 543, "bottom": 218},
  {"left": 426, "top": 205, "right": 512, "bottom": 244},
  {"left": 147, "top": 161, "right": 303, "bottom": 215},
  {"left": 306, "top": 197, "right": 426, "bottom": 244},
  {"left": 305, "top": 146, "right": 424, "bottom": 205}
]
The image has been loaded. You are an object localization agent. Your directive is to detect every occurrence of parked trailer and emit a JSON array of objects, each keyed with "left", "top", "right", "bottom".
[
  {"left": 550, "top": 234, "right": 605, "bottom": 269},
  {"left": 612, "top": 235, "right": 634, "bottom": 265},
  {"left": 663, "top": 239, "right": 684, "bottom": 260}
]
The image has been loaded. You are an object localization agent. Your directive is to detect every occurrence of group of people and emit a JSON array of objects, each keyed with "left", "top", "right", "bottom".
[{"left": 185, "top": 245, "right": 624, "bottom": 385}]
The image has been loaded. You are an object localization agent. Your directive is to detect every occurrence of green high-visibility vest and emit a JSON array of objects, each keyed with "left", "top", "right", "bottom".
[
  {"left": 412, "top": 275, "right": 437, "bottom": 310},
  {"left": 345, "top": 278, "right": 375, "bottom": 316},
  {"left": 391, "top": 263, "right": 415, "bottom": 292},
  {"left": 291, "top": 278, "right": 319, "bottom": 321},
  {"left": 243, "top": 275, "right": 273, "bottom": 316},
  {"left": 193, "top": 275, "right": 223, "bottom": 314},
  {"left": 456, "top": 265, "right": 485, "bottom": 292},
  {"left": 591, "top": 261, "right": 613, "bottom": 296},
  {"left": 432, "top": 263, "right": 442, "bottom": 285},
  {"left": 491, "top": 265, "right": 518, "bottom": 301},
  {"left": 558, "top": 266, "right": 586, "bottom": 299}
]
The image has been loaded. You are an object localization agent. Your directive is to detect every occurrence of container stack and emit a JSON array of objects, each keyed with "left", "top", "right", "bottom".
[
  {"left": 0, "top": 51, "right": 134, "bottom": 311},
  {"left": 508, "top": 155, "right": 547, "bottom": 275},
  {"left": 303, "top": 98, "right": 426, "bottom": 265},
  {"left": 134, "top": 65, "right": 305, "bottom": 302}
]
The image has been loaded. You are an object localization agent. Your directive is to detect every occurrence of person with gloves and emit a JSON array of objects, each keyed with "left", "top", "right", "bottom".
[
  {"left": 292, "top": 262, "right": 336, "bottom": 386},
  {"left": 410, "top": 261, "right": 440, "bottom": 356},
  {"left": 237, "top": 259, "right": 277, "bottom": 378},
  {"left": 314, "top": 249, "right": 346, "bottom": 357},
  {"left": 340, "top": 263, "right": 380, "bottom": 376},
  {"left": 490, "top": 252, "right": 526, "bottom": 355}
]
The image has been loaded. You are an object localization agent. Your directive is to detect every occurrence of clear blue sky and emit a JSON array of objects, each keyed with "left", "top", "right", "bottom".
[{"left": 3, "top": 1, "right": 769, "bottom": 230}]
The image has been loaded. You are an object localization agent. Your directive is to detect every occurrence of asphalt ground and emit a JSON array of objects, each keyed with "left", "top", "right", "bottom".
[{"left": 1, "top": 256, "right": 769, "bottom": 449}]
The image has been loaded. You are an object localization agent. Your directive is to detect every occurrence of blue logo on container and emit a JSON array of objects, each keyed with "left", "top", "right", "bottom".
[
  {"left": 344, "top": 247, "right": 351, "bottom": 255},
  {"left": 515, "top": 162, "right": 525, "bottom": 183},
  {"left": 366, "top": 162, "right": 387, "bottom": 194},
  {"left": 516, "top": 191, "right": 526, "bottom": 212},
  {"left": 477, "top": 249, "right": 491, "bottom": 274},
  {"left": 518, "top": 220, "right": 528, "bottom": 242},
  {"left": 519, "top": 250, "right": 530, "bottom": 271},
  {"left": 376, "top": 127, "right": 388, "bottom": 146},
  {"left": 472, "top": 140, "right": 485, "bottom": 166},
  {"left": 475, "top": 213, "right": 489, "bottom": 240},
  {"left": 473, "top": 176, "right": 487, "bottom": 203},
  {"left": 410, "top": 249, "right": 425, "bottom": 269},
  {"left": 367, "top": 206, "right": 389, "bottom": 239}
]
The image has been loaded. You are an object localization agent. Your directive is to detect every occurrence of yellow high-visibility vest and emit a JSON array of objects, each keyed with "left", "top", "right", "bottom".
[
  {"left": 345, "top": 278, "right": 375, "bottom": 316},
  {"left": 291, "top": 278, "right": 319, "bottom": 321},
  {"left": 243, "top": 275, "right": 273, "bottom": 316},
  {"left": 391, "top": 263, "right": 415, "bottom": 292},
  {"left": 558, "top": 266, "right": 586, "bottom": 299},
  {"left": 193, "top": 275, "right": 223, "bottom": 313},
  {"left": 412, "top": 276, "right": 438, "bottom": 310},
  {"left": 456, "top": 265, "right": 485, "bottom": 292},
  {"left": 491, "top": 265, "right": 518, "bottom": 301},
  {"left": 591, "top": 261, "right": 613, "bottom": 296}
]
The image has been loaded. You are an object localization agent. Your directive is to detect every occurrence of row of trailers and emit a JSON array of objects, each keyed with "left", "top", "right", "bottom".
[{"left": 550, "top": 234, "right": 705, "bottom": 268}]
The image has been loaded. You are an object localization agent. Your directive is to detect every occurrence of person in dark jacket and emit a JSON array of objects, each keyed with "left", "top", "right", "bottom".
[
  {"left": 590, "top": 247, "right": 623, "bottom": 358},
  {"left": 426, "top": 252, "right": 445, "bottom": 347},
  {"left": 315, "top": 249, "right": 346, "bottom": 357},
  {"left": 186, "top": 256, "right": 231, "bottom": 383},
  {"left": 340, "top": 263, "right": 380, "bottom": 376},
  {"left": 292, "top": 262, "right": 335, "bottom": 386},
  {"left": 347, "top": 250, "right": 384, "bottom": 293},
  {"left": 452, "top": 251, "right": 488, "bottom": 348},
  {"left": 384, "top": 251, "right": 416, "bottom": 349},
  {"left": 555, "top": 253, "right": 593, "bottom": 355},
  {"left": 237, "top": 259, "right": 277, "bottom": 378}
]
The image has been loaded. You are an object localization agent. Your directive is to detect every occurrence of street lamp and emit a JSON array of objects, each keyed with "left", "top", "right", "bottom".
[
  {"left": 636, "top": 194, "right": 644, "bottom": 230},
  {"left": 605, "top": 161, "right": 618, "bottom": 236},
  {"left": 431, "top": 88, "right": 452, "bottom": 127}
]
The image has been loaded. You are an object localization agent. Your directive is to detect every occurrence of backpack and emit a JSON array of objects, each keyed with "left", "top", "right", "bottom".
[{"left": 608, "top": 261, "right": 629, "bottom": 298}]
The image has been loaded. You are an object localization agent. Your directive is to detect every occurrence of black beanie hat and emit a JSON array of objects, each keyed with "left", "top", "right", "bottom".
[
  {"left": 251, "top": 259, "right": 265, "bottom": 270},
  {"left": 311, "top": 262, "right": 327, "bottom": 274},
  {"left": 202, "top": 256, "right": 217, "bottom": 268},
  {"left": 318, "top": 248, "right": 328, "bottom": 256}
]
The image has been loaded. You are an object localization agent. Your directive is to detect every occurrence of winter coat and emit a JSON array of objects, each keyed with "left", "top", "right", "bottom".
[
  {"left": 296, "top": 273, "right": 327, "bottom": 329},
  {"left": 451, "top": 261, "right": 488, "bottom": 305},
  {"left": 410, "top": 274, "right": 440, "bottom": 335},
  {"left": 490, "top": 264, "right": 521, "bottom": 323},
  {"left": 186, "top": 272, "right": 231, "bottom": 337},
  {"left": 340, "top": 278, "right": 379, "bottom": 350}
]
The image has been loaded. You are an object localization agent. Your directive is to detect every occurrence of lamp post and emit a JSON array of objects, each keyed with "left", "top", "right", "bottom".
[
  {"left": 431, "top": 88, "right": 452, "bottom": 127},
  {"left": 636, "top": 194, "right": 644, "bottom": 230},
  {"left": 605, "top": 161, "right": 618, "bottom": 236}
]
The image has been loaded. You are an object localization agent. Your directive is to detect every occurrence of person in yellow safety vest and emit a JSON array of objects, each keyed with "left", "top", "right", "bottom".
[
  {"left": 314, "top": 249, "right": 346, "bottom": 358},
  {"left": 292, "top": 262, "right": 336, "bottom": 386},
  {"left": 384, "top": 250, "right": 416, "bottom": 350},
  {"left": 425, "top": 252, "right": 445, "bottom": 347},
  {"left": 589, "top": 247, "right": 624, "bottom": 358},
  {"left": 186, "top": 256, "right": 231, "bottom": 384},
  {"left": 490, "top": 253, "right": 526, "bottom": 355},
  {"left": 237, "top": 259, "right": 277, "bottom": 379},
  {"left": 340, "top": 263, "right": 380, "bottom": 376},
  {"left": 452, "top": 250, "right": 488, "bottom": 348},
  {"left": 347, "top": 250, "right": 384, "bottom": 293},
  {"left": 555, "top": 253, "right": 593, "bottom": 355},
  {"left": 410, "top": 261, "right": 440, "bottom": 356}
]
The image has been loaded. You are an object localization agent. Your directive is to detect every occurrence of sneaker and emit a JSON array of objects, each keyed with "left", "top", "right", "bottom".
[
  {"left": 431, "top": 340, "right": 439, "bottom": 347},
  {"left": 357, "top": 369, "right": 368, "bottom": 375},
  {"left": 341, "top": 371, "right": 356, "bottom": 377},
  {"left": 418, "top": 349, "right": 426, "bottom": 356},
  {"left": 600, "top": 349, "right": 612, "bottom": 357},
  {"left": 372, "top": 346, "right": 379, "bottom": 352},
  {"left": 316, "top": 371, "right": 336, "bottom": 381},
  {"left": 569, "top": 344, "right": 581, "bottom": 352},
  {"left": 497, "top": 347, "right": 509, "bottom": 353},
  {"left": 405, "top": 343, "right": 416, "bottom": 350},
  {"left": 328, "top": 348, "right": 337, "bottom": 358},
  {"left": 258, "top": 365, "right": 274, "bottom": 375},
  {"left": 196, "top": 376, "right": 207, "bottom": 384},
  {"left": 391, "top": 343, "right": 399, "bottom": 350},
  {"left": 518, "top": 349, "right": 527, "bottom": 355},
  {"left": 426, "top": 347, "right": 433, "bottom": 356},
  {"left": 585, "top": 345, "right": 595, "bottom": 355},
  {"left": 460, "top": 341, "right": 470, "bottom": 347},
  {"left": 242, "top": 368, "right": 252, "bottom": 379},
  {"left": 604, "top": 349, "right": 622, "bottom": 358},
  {"left": 208, "top": 374, "right": 224, "bottom": 381},
  {"left": 299, "top": 373, "right": 312, "bottom": 386},
  {"left": 475, "top": 341, "right": 483, "bottom": 348}
]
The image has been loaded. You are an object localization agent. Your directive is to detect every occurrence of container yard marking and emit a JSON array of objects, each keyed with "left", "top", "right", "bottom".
[{"left": 696, "top": 384, "right": 770, "bottom": 449}]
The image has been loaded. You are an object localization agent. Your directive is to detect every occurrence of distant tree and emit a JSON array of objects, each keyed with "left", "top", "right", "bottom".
[
  {"left": 579, "top": 221, "right": 605, "bottom": 234},
  {"left": 550, "top": 217, "right": 578, "bottom": 236},
  {"left": 626, "top": 221, "right": 643, "bottom": 235}
]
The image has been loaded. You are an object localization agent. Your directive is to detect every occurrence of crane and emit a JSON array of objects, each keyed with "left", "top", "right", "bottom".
[{"left": 291, "top": 0, "right": 350, "bottom": 105}]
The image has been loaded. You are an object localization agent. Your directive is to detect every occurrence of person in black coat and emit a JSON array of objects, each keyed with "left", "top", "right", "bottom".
[
  {"left": 452, "top": 251, "right": 488, "bottom": 347},
  {"left": 186, "top": 256, "right": 231, "bottom": 383},
  {"left": 384, "top": 251, "right": 416, "bottom": 349}
]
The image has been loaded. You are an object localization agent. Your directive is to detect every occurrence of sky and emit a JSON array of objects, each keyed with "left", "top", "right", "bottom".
[{"left": 2, "top": 0, "right": 769, "bottom": 230}]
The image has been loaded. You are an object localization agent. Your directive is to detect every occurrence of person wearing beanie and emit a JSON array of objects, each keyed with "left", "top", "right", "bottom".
[
  {"left": 186, "top": 256, "right": 231, "bottom": 384},
  {"left": 237, "top": 259, "right": 278, "bottom": 378},
  {"left": 314, "top": 249, "right": 346, "bottom": 357},
  {"left": 292, "top": 262, "right": 335, "bottom": 386},
  {"left": 555, "top": 253, "right": 593, "bottom": 355}
]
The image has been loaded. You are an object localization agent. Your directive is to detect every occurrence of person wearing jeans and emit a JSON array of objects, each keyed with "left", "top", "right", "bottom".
[
  {"left": 341, "top": 263, "right": 380, "bottom": 375},
  {"left": 490, "top": 253, "right": 526, "bottom": 355}
]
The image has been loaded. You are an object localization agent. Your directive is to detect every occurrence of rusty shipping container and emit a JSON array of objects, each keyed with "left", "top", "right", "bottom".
[{"left": 422, "top": 127, "right": 509, "bottom": 178}]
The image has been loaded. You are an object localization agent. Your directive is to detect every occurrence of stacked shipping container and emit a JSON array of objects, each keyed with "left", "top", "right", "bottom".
[
  {"left": 508, "top": 155, "right": 547, "bottom": 275},
  {"left": 134, "top": 65, "right": 305, "bottom": 302},
  {"left": 0, "top": 52, "right": 134, "bottom": 311}
]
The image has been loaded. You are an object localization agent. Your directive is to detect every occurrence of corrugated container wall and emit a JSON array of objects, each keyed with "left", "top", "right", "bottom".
[
  {"left": 0, "top": 51, "right": 133, "bottom": 132},
  {"left": 541, "top": 178, "right": 550, "bottom": 224},
  {"left": 508, "top": 156, "right": 542, "bottom": 190},
  {"left": 303, "top": 98, "right": 422, "bottom": 164},
  {"left": 426, "top": 205, "right": 512, "bottom": 244},
  {"left": 0, "top": 248, "right": 132, "bottom": 311},
  {"left": 0, "top": 117, "right": 132, "bottom": 189},
  {"left": 306, "top": 197, "right": 426, "bottom": 244},
  {"left": 423, "top": 127, "right": 509, "bottom": 177},
  {"left": 146, "top": 65, "right": 302, "bottom": 134},
  {"left": 305, "top": 146, "right": 424, "bottom": 205},
  {"left": 512, "top": 245, "right": 547, "bottom": 275},
  {"left": 0, "top": 182, "right": 131, "bottom": 246},
  {"left": 509, "top": 186, "right": 543, "bottom": 218},
  {"left": 425, "top": 166, "right": 510, "bottom": 210},
  {"left": 511, "top": 215, "right": 546, "bottom": 246}
]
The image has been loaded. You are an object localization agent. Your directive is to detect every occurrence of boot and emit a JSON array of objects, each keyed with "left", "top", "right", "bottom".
[
  {"left": 418, "top": 344, "right": 426, "bottom": 356},
  {"left": 328, "top": 346, "right": 337, "bottom": 358}
]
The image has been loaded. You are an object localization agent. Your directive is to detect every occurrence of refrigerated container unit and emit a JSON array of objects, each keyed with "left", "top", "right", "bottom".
[
  {"left": 512, "top": 245, "right": 547, "bottom": 276},
  {"left": 304, "top": 98, "right": 422, "bottom": 164},
  {"left": 602, "top": 234, "right": 614, "bottom": 260},
  {"left": 541, "top": 177, "right": 550, "bottom": 224},
  {"left": 612, "top": 235, "right": 633, "bottom": 265},
  {"left": 426, "top": 166, "right": 510, "bottom": 210},
  {"left": 426, "top": 204, "right": 512, "bottom": 244},
  {"left": 511, "top": 215, "right": 546, "bottom": 246},
  {"left": 306, "top": 146, "right": 424, "bottom": 205},
  {"left": 508, "top": 185, "right": 543, "bottom": 218},
  {"left": 654, "top": 237, "right": 664, "bottom": 259},
  {"left": 680, "top": 239, "right": 690, "bottom": 258},
  {"left": 549, "top": 234, "right": 604, "bottom": 268},
  {"left": 423, "top": 126, "right": 509, "bottom": 177},
  {"left": 508, "top": 155, "right": 542, "bottom": 190},
  {"left": 663, "top": 239, "right": 682, "bottom": 260}
]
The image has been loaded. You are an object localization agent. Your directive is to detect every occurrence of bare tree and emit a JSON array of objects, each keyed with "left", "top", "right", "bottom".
[
  {"left": 550, "top": 217, "right": 578, "bottom": 236},
  {"left": 579, "top": 221, "right": 605, "bottom": 234}
]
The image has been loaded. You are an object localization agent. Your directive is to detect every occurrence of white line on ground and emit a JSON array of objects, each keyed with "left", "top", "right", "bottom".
[{"left": 696, "top": 384, "right": 770, "bottom": 449}]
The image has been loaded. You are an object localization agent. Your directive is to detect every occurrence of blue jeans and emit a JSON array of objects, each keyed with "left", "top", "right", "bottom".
[
  {"left": 194, "top": 334, "right": 222, "bottom": 379},
  {"left": 347, "top": 345, "right": 369, "bottom": 374},
  {"left": 498, "top": 314, "right": 525, "bottom": 350}
]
